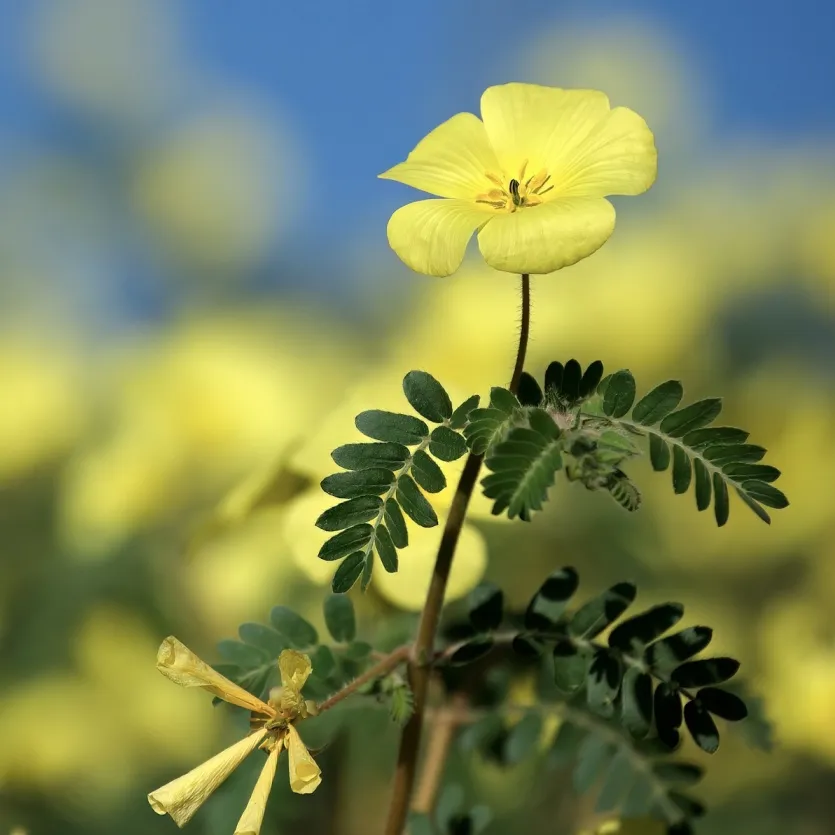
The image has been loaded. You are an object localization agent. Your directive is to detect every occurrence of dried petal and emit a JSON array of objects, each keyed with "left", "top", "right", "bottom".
[
  {"left": 234, "top": 739, "right": 282, "bottom": 835},
  {"left": 148, "top": 730, "right": 268, "bottom": 827},
  {"left": 285, "top": 725, "right": 322, "bottom": 795},
  {"left": 156, "top": 636, "right": 274, "bottom": 716},
  {"left": 278, "top": 649, "right": 312, "bottom": 692}
]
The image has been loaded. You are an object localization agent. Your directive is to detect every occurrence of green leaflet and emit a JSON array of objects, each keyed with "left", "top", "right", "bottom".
[
  {"left": 482, "top": 408, "right": 562, "bottom": 521},
  {"left": 323, "top": 594, "right": 356, "bottom": 642},
  {"left": 429, "top": 425, "right": 468, "bottom": 460},
  {"left": 316, "top": 496, "right": 382, "bottom": 531},
  {"left": 402, "top": 370, "right": 452, "bottom": 423},
  {"left": 331, "top": 442, "right": 409, "bottom": 470},
  {"left": 602, "top": 370, "right": 636, "bottom": 418},
  {"left": 632, "top": 380, "right": 683, "bottom": 425},
  {"left": 396, "top": 475, "right": 438, "bottom": 527},
  {"left": 320, "top": 468, "right": 394, "bottom": 498},
  {"left": 355, "top": 410, "right": 428, "bottom": 445}
]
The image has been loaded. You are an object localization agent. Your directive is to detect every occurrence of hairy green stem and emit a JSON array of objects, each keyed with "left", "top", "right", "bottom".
[
  {"left": 383, "top": 274, "right": 531, "bottom": 835},
  {"left": 318, "top": 645, "right": 411, "bottom": 713}
]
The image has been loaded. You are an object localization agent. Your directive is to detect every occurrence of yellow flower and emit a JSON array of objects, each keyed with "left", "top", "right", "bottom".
[
  {"left": 380, "top": 83, "right": 656, "bottom": 277},
  {"left": 149, "top": 640, "right": 321, "bottom": 831}
]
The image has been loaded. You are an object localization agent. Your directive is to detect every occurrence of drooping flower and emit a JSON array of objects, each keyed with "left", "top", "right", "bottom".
[
  {"left": 380, "top": 83, "right": 657, "bottom": 277},
  {"left": 148, "top": 638, "right": 321, "bottom": 833}
]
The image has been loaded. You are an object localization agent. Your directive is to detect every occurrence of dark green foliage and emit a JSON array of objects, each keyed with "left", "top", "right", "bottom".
[
  {"left": 317, "top": 371, "right": 469, "bottom": 592},
  {"left": 622, "top": 666, "right": 654, "bottom": 738},
  {"left": 443, "top": 564, "right": 753, "bottom": 807},
  {"left": 595, "top": 750, "right": 634, "bottom": 811},
  {"left": 411, "top": 449, "right": 447, "bottom": 493},
  {"left": 375, "top": 524, "right": 399, "bottom": 572},
  {"left": 467, "top": 582, "right": 504, "bottom": 633},
  {"left": 696, "top": 687, "right": 748, "bottom": 721},
  {"left": 517, "top": 371, "right": 543, "bottom": 406},
  {"left": 384, "top": 498, "right": 409, "bottom": 547},
  {"left": 320, "top": 467, "right": 394, "bottom": 498},
  {"left": 463, "top": 408, "right": 515, "bottom": 456},
  {"left": 632, "top": 380, "right": 684, "bottom": 425},
  {"left": 355, "top": 410, "right": 428, "bottom": 445},
  {"left": 397, "top": 474, "right": 438, "bottom": 527},
  {"left": 646, "top": 626, "right": 713, "bottom": 674},
  {"left": 449, "top": 638, "right": 494, "bottom": 666},
  {"left": 449, "top": 395, "right": 480, "bottom": 429},
  {"left": 238, "top": 623, "right": 287, "bottom": 657},
  {"left": 429, "top": 426, "right": 469, "bottom": 461},
  {"left": 484, "top": 360, "right": 787, "bottom": 526},
  {"left": 655, "top": 683, "right": 684, "bottom": 749},
  {"left": 608, "top": 603, "right": 684, "bottom": 652},
  {"left": 525, "top": 566, "right": 579, "bottom": 631},
  {"left": 332, "top": 553, "right": 364, "bottom": 593},
  {"left": 318, "top": 524, "right": 373, "bottom": 561},
  {"left": 602, "top": 370, "right": 637, "bottom": 418},
  {"left": 683, "top": 700, "right": 720, "bottom": 754},
  {"left": 323, "top": 594, "right": 356, "bottom": 642},
  {"left": 331, "top": 442, "right": 409, "bottom": 470},
  {"left": 217, "top": 639, "right": 268, "bottom": 666},
  {"left": 553, "top": 645, "right": 590, "bottom": 693},
  {"left": 480, "top": 407, "right": 562, "bottom": 520},
  {"left": 270, "top": 606, "right": 318, "bottom": 647},
  {"left": 570, "top": 581, "right": 637, "bottom": 638},
  {"left": 672, "top": 657, "right": 741, "bottom": 688},
  {"left": 403, "top": 370, "right": 453, "bottom": 422},
  {"left": 315, "top": 496, "right": 382, "bottom": 531},
  {"left": 587, "top": 649, "right": 623, "bottom": 717}
]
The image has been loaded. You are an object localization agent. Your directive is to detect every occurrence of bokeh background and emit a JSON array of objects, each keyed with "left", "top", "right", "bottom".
[{"left": 1, "top": 1, "right": 834, "bottom": 833}]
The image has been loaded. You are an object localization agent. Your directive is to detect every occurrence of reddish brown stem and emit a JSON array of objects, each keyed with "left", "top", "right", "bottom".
[{"left": 383, "top": 274, "right": 531, "bottom": 834}]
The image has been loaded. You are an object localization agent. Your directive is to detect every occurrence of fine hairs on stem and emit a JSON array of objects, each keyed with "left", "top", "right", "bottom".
[{"left": 383, "top": 274, "right": 531, "bottom": 835}]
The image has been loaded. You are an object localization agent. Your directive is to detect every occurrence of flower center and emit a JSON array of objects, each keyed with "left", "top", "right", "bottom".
[{"left": 476, "top": 160, "right": 555, "bottom": 212}]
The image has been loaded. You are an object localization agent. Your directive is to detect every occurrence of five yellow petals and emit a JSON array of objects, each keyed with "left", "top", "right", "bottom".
[
  {"left": 379, "top": 82, "right": 657, "bottom": 277},
  {"left": 148, "top": 637, "right": 321, "bottom": 833}
]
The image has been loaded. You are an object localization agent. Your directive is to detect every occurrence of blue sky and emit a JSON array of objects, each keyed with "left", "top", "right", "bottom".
[{"left": 0, "top": 0, "right": 833, "bottom": 303}]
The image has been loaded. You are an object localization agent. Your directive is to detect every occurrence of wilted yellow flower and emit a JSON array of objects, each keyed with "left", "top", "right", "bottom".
[
  {"left": 380, "top": 83, "right": 656, "bottom": 277},
  {"left": 149, "top": 640, "right": 321, "bottom": 831}
]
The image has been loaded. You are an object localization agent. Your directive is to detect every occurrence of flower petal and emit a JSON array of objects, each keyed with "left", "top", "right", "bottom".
[
  {"left": 234, "top": 740, "right": 282, "bottom": 835},
  {"left": 278, "top": 648, "right": 312, "bottom": 691},
  {"left": 148, "top": 729, "right": 268, "bottom": 827},
  {"left": 556, "top": 106, "right": 657, "bottom": 197},
  {"left": 387, "top": 199, "right": 492, "bottom": 277},
  {"left": 477, "top": 198, "right": 616, "bottom": 275},
  {"left": 480, "top": 84, "right": 610, "bottom": 181},
  {"left": 379, "top": 113, "right": 499, "bottom": 199},
  {"left": 285, "top": 725, "right": 322, "bottom": 794},
  {"left": 156, "top": 636, "right": 274, "bottom": 716}
]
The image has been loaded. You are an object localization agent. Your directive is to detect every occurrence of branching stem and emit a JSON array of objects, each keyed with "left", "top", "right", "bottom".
[
  {"left": 318, "top": 645, "right": 411, "bottom": 713},
  {"left": 383, "top": 274, "right": 531, "bottom": 835}
]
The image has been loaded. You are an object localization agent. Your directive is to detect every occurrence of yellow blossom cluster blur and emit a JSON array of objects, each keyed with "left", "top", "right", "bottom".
[{"left": 1, "top": 7, "right": 835, "bottom": 835}]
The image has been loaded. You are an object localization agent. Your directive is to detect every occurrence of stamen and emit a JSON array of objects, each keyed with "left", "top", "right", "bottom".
[
  {"left": 508, "top": 179, "right": 523, "bottom": 207},
  {"left": 517, "top": 159, "right": 529, "bottom": 182},
  {"left": 485, "top": 172, "right": 504, "bottom": 187},
  {"left": 538, "top": 184, "right": 554, "bottom": 196},
  {"left": 534, "top": 173, "right": 552, "bottom": 192}
]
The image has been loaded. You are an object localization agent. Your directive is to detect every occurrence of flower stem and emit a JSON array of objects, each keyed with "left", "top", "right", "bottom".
[
  {"left": 412, "top": 692, "right": 470, "bottom": 815},
  {"left": 510, "top": 273, "right": 531, "bottom": 393},
  {"left": 318, "top": 645, "right": 411, "bottom": 713},
  {"left": 383, "top": 274, "right": 531, "bottom": 835}
]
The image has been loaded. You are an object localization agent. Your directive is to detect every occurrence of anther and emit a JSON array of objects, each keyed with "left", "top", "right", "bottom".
[{"left": 508, "top": 178, "right": 523, "bottom": 207}]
